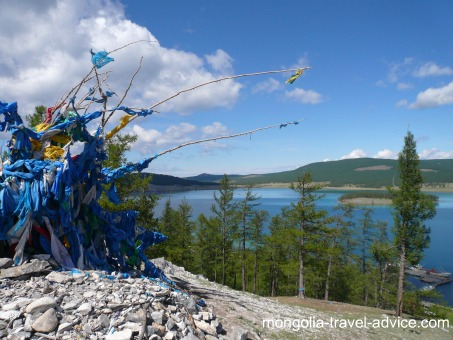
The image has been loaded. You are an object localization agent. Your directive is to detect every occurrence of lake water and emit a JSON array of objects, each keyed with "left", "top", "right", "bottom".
[{"left": 155, "top": 188, "right": 453, "bottom": 306}]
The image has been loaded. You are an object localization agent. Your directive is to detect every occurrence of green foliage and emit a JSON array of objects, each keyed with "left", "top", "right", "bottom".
[
  {"left": 390, "top": 131, "right": 437, "bottom": 317},
  {"left": 390, "top": 132, "right": 437, "bottom": 265},
  {"left": 152, "top": 198, "right": 196, "bottom": 272},
  {"left": 210, "top": 175, "right": 239, "bottom": 285},
  {"left": 222, "top": 158, "right": 453, "bottom": 188},
  {"left": 25, "top": 105, "right": 46, "bottom": 128},
  {"left": 99, "top": 133, "right": 158, "bottom": 230}
]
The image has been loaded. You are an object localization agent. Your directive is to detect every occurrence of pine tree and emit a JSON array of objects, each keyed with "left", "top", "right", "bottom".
[
  {"left": 211, "top": 175, "right": 238, "bottom": 285},
  {"left": 288, "top": 172, "right": 328, "bottom": 299},
  {"left": 100, "top": 134, "right": 158, "bottom": 231},
  {"left": 238, "top": 186, "right": 260, "bottom": 292},
  {"left": 194, "top": 214, "right": 222, "bottom": 282},
  {"left": 251, "top": 209, "right": 269, "bottom": 294},
  {"left": 324, "top": 204, "right": 354, "bottom": 301},
  {"left": 390, "top": 131, "right": 437, "bottom": 317}
]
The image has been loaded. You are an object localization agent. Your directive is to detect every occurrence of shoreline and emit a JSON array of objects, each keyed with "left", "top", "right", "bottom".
[
  {"left": 338, "top": 197, "right": 392, "bottom": 206},
  {"left": 249, "top": 182, "right": 453, "bottom": 193}
]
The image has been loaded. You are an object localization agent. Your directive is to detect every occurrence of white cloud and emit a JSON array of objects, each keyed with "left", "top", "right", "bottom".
[
  {"left": 252, "top": 78, "right": 281, "bottom": 94},
  {"left": 0, "top": 1, "right": 242, "bottom": 116},
  {"left": 202, "top": 122, "right": 229, "bottom": 137},
  {"left": 205, "top": 49, "right": 233, "bottom": 74},
  {"left": 284, "top": 88, "right": 323, "bottom": 104},
  {"left": 396, "top": 99, "right": 408, "bottom": 108},
  {"left": 373, "top": 149, "right": 397, "bottom": 159},
  {"left": 409, "top": 81, "right": 453, "bottom": 109},
  {"left": 412, "top": 62, "right": 453, "bottom": 78},
  {"left": 387, "top": 58, "right": 414, "bottom": 84},
  {"left": 419, "top": 148, "right": 453, "bottom": 159},
  {"left": 397, "top": 82, "right": 412, "bottom": 90},
  {"left": 341, "top": 149, "right": 367, "bottom": 159},
  {"left": 200, "top": 140, "right": 229, "bottom": 154},
  {"left": 132, "top": 122, "right": 196, "bottom": 154}
]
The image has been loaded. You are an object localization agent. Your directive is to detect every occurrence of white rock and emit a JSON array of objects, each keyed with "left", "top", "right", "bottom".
[
  {"left": 2, "top": 297, "right": 32, "bottom": 311},
  {"left": 46, "top": 271, "right": 73, "bottom": 284},
  {"left": 32, "top": 308, "right": 58, "bottom": 333},
  {"left": 58, "top": 322, "right": 73, "bottom": 333},
  {"left": 194, "top": 320, "right": 217, "bottom": 336},
  {"left": 77, "top": 302, "right": 93, "bottom": 316},
  {"left": 0, "top": 310, "right": 21, "bottom": 321},
  {"left": 25, "top": 297, "right": 57, "bottom": 314},
  {"left": 105, "top": 329, "right": 133, "bottom": 340}
]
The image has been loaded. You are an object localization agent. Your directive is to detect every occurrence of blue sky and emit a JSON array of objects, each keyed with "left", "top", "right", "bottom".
[{"left": 1, "top": 0, "right": 452, "bottom": 177}]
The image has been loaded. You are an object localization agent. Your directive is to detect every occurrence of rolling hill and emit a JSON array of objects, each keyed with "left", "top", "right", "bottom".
[{"left": 185, "top": 158, "right": 453, "bottom": 188}]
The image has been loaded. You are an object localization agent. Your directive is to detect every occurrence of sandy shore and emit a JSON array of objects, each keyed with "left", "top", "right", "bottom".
[{"left": 339, "top": 197, "right": 392, "bottom": 206}]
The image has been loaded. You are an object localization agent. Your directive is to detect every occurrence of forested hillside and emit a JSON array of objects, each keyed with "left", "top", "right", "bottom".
[{"left": 186, "top": 158, "right": 453, "bottom": 188}]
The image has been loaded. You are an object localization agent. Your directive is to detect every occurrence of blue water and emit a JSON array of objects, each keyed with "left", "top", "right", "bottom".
[{"left": 155, "top": 188, "right": 453, "bottom": 306}]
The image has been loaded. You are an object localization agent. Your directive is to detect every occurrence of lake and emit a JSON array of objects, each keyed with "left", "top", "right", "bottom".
[{"left": 155, "top": 188, "right": 453, "bottom": 307}]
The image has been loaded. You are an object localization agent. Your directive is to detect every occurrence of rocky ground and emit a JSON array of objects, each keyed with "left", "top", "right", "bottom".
[{"left": 0, "top": 256, "right": 451, "bottom": 339}]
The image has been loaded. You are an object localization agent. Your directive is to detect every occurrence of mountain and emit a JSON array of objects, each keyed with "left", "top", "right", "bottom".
[
  {"left": 185, "top": 173, "right": 242, "bottom": 183},
  {"left": 136, "top": 173, "right": 219, "bottom": 192},
  {"left": 186, "top": 158, "right": 453, "bottom": 188}
]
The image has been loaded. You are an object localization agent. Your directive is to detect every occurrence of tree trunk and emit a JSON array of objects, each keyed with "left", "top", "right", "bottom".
[
  {"left": 253, "top": 252, "right": 257, "bottom": 294},
  {"left": 324, "top": 254, "right": 332, "bottom": 301},
  {"left": 396, "top": 242, "right": 406, "bottom": 317},
  {"left": 222, "top": 226, "right": 226, "bottom": 285},
  {"left": 298, "top": 226, "right": 305, "bottom": 298},
  {"left": 378, "top": 263, "right": 388, "bottom": 308},
  {"left": 242, "top": 226, "right": 246, "bottom": 292}
]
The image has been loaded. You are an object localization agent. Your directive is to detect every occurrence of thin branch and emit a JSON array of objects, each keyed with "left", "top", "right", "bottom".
[
  {"left": 108, "top": 39, "right": 158, "bottom": 55},
  {"left": 127, "top": 67, "right": 311, "bottom": 125},
  {"left": 104, "top": 56, "right": 144, "bottom": 127},
  {"left": 149, "top": 67, "right": 311, "bottom": 111},
  {"left": 157, "top": 120, "right": 303, "bottom": 158}
]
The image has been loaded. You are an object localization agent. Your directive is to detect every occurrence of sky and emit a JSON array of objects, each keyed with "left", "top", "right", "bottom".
[{"left": 1, "top": 0, "right": 452, "bottom": 177}]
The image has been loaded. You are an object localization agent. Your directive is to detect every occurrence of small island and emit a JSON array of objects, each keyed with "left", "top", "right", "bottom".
[
  {"left": 339, "top": 192, "right": 392, "bottom": 206},
  {"left": 338, "top": 191, "right": 439, "bottom": 206}
]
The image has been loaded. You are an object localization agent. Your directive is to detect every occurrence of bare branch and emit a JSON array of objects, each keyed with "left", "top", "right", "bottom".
[
  {"left": 127, "top": 67, "right": 311, "bottom": 126},
  {"left": 104, "top": 56, "right": 144, "bottom": 126},
  {"left": 148, "top": 67, "right": 312, "bottom": 111},
  {"left": 108, "top": 40, "right": 158, "bottom": 55},
  {"left": 157, "top": 120, "right": 303, "bottom": 158}
]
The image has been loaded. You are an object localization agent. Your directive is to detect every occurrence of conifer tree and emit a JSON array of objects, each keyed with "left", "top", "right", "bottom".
[
  {"left": 251, "top": 210, "right": 269, "bottom": 294},
  {"left": 211, "top": 175, "right": 238, "bottom": 285},
  {"left": 194, "top": 214, "right": 222, "bottom": 282},
  {"left": 238, "top": 186, "right": 260, "bottom": 292},
  {"left": 288, "top": 172, "right": 328, "bottom": 299},
  {"left": 324, "top": 204, "right": 354, "bottom": 301},
  {"left": 390, "top": 131, "right": 437, "bottom": 317}
]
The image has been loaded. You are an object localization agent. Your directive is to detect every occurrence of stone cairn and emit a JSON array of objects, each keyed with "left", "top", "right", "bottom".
[{"left": 0, "top": 256, "right": 224, "bottom": 340}]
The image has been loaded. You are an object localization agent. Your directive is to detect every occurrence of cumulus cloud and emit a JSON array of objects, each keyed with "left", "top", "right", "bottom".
[
  {"left": 412, "top": 62, "right": 453, "bottom": 78},
  {"left": 340, "top": 149, "right": 367, "bottom": 159},
  {"left": 252, "top": 78, "right": 281, "bottom": 94},
  {"left": 409, "top": 81, "right": 453, "bottom": 109},
  {"left": 284, "top": 88, "right": 323, "bottom": 104},
  {"left": 0, "top": 0, "right": 241, "bottom": 116},
  {"left": 202, "top": 122, "right": 229, "bottom": 137},
  {"left": 205, "top": 49, "right": 233, "bottom": 74},
  {"left": 373, "top": 149, "right": 397, "bottom": 159},
  {"left": 419, "top": 148, "right": 453, "bottom": 159},
  {"left": 132, "top": 122, "right": 196, "bottom": 153}
]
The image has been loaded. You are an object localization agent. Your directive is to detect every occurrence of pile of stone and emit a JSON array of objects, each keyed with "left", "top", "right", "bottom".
[{"left": 0, "top": 256, "right": 225, "bottom": 340}]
